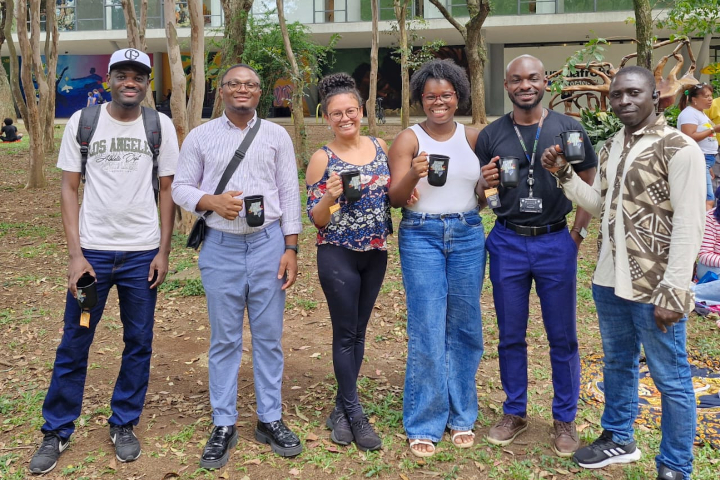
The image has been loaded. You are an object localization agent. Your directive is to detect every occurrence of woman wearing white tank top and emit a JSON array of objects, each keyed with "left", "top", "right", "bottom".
[{"left": 388, "top": 59, "right": 487, "bottom": 458}]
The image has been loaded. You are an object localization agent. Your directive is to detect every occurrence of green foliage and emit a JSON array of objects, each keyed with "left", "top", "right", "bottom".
[
  {"left": 657, "top": 0, "right": 720, "bottom": 38},
  {"left": 663, "top": 104, "right": 680, "bottom": 128},
  {"left": 550, "top": 37, "right": 608, "bottom": 95},
  {"left": 580, "top": 107, "right": 623, "bottom": 151},
  {"left": 387, "top": 7, "right": 446, "bottom": 71}
]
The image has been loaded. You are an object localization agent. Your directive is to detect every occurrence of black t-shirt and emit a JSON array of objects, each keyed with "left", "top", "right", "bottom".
[
  {"left": 475, "top": 110, "right": 597, "bottom": 226},
  {"left": 1, "top": 125, "right": 18, "bottom": 141}
]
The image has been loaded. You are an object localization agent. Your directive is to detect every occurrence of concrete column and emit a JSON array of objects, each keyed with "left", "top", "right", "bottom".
[
  {"left": 153, "top": 52, "right": 164, "bottom": 104},
  {"left": 485, "top": 42, "right": 505, "bottom": 117}
]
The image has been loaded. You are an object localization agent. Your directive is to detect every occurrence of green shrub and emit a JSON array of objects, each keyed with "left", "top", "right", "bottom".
[{"left": 580, "top": 107, "right": 623, "bottom": 152}]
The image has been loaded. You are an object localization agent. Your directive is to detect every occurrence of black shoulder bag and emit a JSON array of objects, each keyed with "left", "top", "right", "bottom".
[{"left": 186, "top": 119, "right": 262, "bottom": 250}]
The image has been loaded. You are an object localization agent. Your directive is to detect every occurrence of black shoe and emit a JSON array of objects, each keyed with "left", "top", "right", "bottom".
[
  {"left": 29, "top": 432, "right": 69, "bottom": 474},
  {"left": 109, "top": 424, "right": 141, "bottom": 462},
  {"left": 255, "top": 420, "right": 303, "bottom": 457},
  {"left": 657, "top": 465, "right": 684, "bottom": 480},
  {"left": 350, "top": 415, "right": 382, "bottom": 451},
  {"left": 326, "top": 407, "right": 353, "bottom": 446},
  {"left": 200, "top": 425, "right": 238, "bottom": 469},
  {"left": 573, "top": 430, "right": 642, "bottom": 469}
]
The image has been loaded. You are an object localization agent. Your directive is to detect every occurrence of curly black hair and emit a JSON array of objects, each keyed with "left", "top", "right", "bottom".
[
  {"left": 409, "top": 59, "right": 471, "bottom": 109},
  {"left": 318, "top": 72, "right": 363, "bottom": 114}
]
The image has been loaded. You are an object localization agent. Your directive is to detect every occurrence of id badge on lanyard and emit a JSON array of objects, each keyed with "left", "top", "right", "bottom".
[{"left": 512, "top": 109, "right": 546, "bottom": 214}]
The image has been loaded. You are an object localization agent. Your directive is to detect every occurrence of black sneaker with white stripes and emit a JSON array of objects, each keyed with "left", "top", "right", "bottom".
[
  {"left": 573, "top": 430, "right": 642, "bottom": 469},
  {"left": 29, "top": 432, "right": 69, "bottom": 474}
]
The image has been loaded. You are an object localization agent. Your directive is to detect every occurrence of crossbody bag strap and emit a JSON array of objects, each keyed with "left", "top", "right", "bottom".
[{"left": 202, "top": 118, "right": 262, "bottom": 219}]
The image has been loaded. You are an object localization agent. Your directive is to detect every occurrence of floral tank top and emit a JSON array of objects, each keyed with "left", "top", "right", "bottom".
[{"left": 306, "top": 137, "right": 392, "bottom": 251}]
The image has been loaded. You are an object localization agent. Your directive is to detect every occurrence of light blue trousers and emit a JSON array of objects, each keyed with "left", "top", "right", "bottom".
[{"left": 199, "top": 223, "right": 286, "bottom": 425}]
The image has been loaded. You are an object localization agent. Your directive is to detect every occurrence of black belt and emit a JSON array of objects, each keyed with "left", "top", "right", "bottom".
[{"left": 498, "top": 219, "right": 567, "bottom": 237}]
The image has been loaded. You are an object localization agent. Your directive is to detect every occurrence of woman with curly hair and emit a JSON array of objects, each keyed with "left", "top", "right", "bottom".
[
  {"left": 388, "top": 58, "right": 486, "bottom": 457},
  {"left": 305, "top": 72, "right": 395, "bottom": 452}
]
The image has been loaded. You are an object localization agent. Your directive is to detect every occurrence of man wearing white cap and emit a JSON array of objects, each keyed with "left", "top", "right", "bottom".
[{"left": 29, "top": 48, "right": 179, "bottom": 474}]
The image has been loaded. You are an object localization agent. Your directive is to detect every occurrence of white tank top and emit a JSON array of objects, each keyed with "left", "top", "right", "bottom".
[{"left": 406, "top": 122, "right": 481, "bottom": 214}]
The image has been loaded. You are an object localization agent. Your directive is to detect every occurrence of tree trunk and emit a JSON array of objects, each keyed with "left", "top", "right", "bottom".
[
  {"left": 43, "top": 0, "right": 59, "bottom": 154},
  {"left": 121, "top": 0, "right": 155, "bottom": 108},
  {"left": 211, "top": 0, "right": 254, "bottom": 119},
  {"left": 394, "top": 0, "right": 410, "bottom": 129},
  {"left": 4, "top": 0, "right": 28, "bottom": 124},
  {"left": 0, "top": 0, "right": 16, "bottom": 122},
  {"left": 187, "top": 0, "right": 205, "bottom": 132},
  {"left": 164, "top": 0, "right": 189, "bottom": 145},
  {"left": 277, "top": 0, "right": 308, "bottom": 169},
  {"left": 633, "top": 0, "right": 653, "bottom": 70},
  {"left": 368, "top": 0, "right": 379, "bottom": 136}
]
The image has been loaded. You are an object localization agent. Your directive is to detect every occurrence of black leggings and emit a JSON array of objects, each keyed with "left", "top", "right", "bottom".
[{"left": 317, "top": 244, "right": 388, "bottom": 422}]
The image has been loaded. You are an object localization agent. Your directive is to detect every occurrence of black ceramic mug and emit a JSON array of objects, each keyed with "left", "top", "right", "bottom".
[
  {"left": 341, "top": 170, "right": 362, "bottom": 203},
  {"left": 76, "top": 272, "right": 97, "bottom": 310},
  {"left": 427, "top": 154, "right": 450, "bottom": 187},
  {"left": 244, "top": 195, "right": 265, "bottom": 227},
  {"left": 500, "top": 157, "right": 520, "bottom": 188},
  {"left": 555, "top": 130, "right": 585, "bottom": 164}
]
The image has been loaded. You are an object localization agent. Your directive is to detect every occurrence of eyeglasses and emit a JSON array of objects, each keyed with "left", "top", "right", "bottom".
[
  {"left": 328, "top": 107, "right": 361, "bottom": 122},
  {"left": 422, "top": 92, "right": 456, "bottom": 103},
  {"left": 221, "top": 81, "right": 260, "bottom": 92}
]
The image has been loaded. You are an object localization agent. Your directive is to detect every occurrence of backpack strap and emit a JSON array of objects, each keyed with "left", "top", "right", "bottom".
[
  {"left": 141, "top": 106, "right": 162, "bottom": 204},
  {"left": 76, "top": 105, "right": 102, "bottom": 185}
]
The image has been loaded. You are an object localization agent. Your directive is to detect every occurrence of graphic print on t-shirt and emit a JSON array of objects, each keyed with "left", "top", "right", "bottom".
[{"left": 88, "top": 137, "right": 153, "bottom": 174}]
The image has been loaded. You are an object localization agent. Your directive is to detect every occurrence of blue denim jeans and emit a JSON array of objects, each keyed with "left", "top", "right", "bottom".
[
  {"left": 592, "top": 284, "right": 695, "bottom": 479},
  {"left": 705, "top": 154, "right": 716, "bottom": 201},
  {"left": 399, "top": 209, "right": 486, "bottom": 442},
  {"left": 42, "top": 248, "right": 158, "bottom": 439}
]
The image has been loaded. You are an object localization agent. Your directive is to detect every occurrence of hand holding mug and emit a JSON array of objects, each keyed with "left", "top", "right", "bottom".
[
  {"left": 481, "top": 156, "right": 500, "bottom": 188},
  {"left": 214, "top": 190, "right": 244, "bottom": 220},
  {"left": 541, "top": 145, "right": 566, "bottom": 174},
  {"left": 325, "top": 173, "right": 343, "bottom": 201},
  {"left": 410, "top": 151, "right": 429, "bottom": 180}
]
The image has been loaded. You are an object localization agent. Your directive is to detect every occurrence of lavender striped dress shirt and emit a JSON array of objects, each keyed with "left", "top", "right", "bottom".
[{"left": 172, "top": 113, "right": 302, "bottom": 236}]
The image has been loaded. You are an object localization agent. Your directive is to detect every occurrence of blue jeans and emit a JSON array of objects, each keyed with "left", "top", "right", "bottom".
[
  {"left": 199, "top": 224, "right": 286, "bottom": 425},
  {"left": 486, "top": 221, "right": 580, "bottom": 422},
  {"left": 705, "top": 154, "right": 716, "bottom": 201},
  {"left": 399, "top": 209, "right": 486, "bottom": 442},
  {"left": 42, "top": 248, "right": 158, "bottom": 439},
  {"left": 592, "top": 284, "right": 695, "bottom": 479}
]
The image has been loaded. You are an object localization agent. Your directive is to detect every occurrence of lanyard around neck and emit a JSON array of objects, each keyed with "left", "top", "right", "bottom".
[{"left": 510, "top": 108, "right": 546, "bottom": 197}]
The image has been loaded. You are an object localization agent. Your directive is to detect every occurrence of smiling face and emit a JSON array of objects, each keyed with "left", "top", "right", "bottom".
[
  {"left": 504, "top": 56, "right": 547, "bottom": 112},
  {"left": 421, "top": 78, "right": 458, "bottom": 125},
  {"left": 325, "top": 93, "right": 363, "bottom": 139},
  {"left": 107, "top": 66, "right": 149, "bottom": 108},
  {"left": 609, "top": 71, "right": 657, "bottom": 134},
  {"left": 220, "top": 66, "right": 262, "bottom": 115}
]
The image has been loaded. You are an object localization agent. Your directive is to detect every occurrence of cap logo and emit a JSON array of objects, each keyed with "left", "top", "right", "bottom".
[{"left": 125, "top": 49, "right": 141, "bottom": 61}]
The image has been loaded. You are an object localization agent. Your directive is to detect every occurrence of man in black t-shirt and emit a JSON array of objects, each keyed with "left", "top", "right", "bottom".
[
  {"left": 1, "top": 118, "right": 23, "bottom": 142},
  {"left": 474, "top": 55, "right": 597, "bottom": 457}
]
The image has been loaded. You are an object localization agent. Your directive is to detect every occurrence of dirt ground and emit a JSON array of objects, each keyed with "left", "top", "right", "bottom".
[{"left": 1, "top": 122, "right": 718, "bottom": 480}]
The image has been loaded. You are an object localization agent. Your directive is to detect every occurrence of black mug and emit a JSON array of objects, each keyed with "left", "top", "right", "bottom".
[
  {"left": 555, "top": 130, "right": 585, "bottom": 164},
  {"left": 244, "top": 195, "right": 265, "bottom": 227},
  {"left": 499, "top": 157, "right": 520, "bottom": 188},
  {"left": 427, "top": 154, "right": 450, "bottom": 187},
  {"left": 341, "top": 170, "right": 362, "bottom": 203},
  {"left": 76, "top": 273, "right": 97, "bottom": 310}
]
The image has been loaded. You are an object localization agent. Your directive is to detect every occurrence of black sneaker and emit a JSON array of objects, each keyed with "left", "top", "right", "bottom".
[
  {"left": 657, "top": 465, "right": 683, "bottom": 480},
  {"left": 573, "top": 430, "right": 642, "bottom": 469},
  {"left": 109, "top": 424, "right": 141, "bottom": 462},
  {"left": 29, "top": 432, "right": 69, "bottom": 474},
  {"left": 255, "top": 419, "right": 303, "bottom": 457},
  {"left": 326, "top": 407, "right": 353, "bottom": 446},
  {"left": 350, "top": 416, "right": 382, "bottom": 451}
]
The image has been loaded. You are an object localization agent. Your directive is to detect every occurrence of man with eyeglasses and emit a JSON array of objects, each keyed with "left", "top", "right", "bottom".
[
  {"left": 30, "top": 48, "right": 179, "bottom": 474},
  {"left": 172, "top": 64, "right": 303, "bottom": 468},
  {"left": 475, "top": 55, "right": 597, "bottom": 456}
]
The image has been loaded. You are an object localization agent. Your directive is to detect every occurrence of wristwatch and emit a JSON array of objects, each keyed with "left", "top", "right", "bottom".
[
  {"left": 285, "top": 245, "right": 299, "bottom": 254},
  {"left": 572, "top": 227, "right": 588, "bottom": 240}
]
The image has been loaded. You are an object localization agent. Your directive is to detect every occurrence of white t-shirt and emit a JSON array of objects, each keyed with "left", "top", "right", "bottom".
[
  {"left": 677, "top": 107, "right": 719, "bottom": 155},
  {"left": 57, "top": 103, "right": 179, "bottom": 250}
]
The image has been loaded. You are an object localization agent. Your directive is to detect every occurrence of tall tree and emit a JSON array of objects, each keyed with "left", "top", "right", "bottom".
[
  {"left": 368, "top": 0, "right": 380, "bottom": 136},
  {"left": 210, "top": 0, "right": 254, "bottom": 119},
  {"left": 657, "top": 0, "right": 720, "bottom": 79},
  {"left": 633, "top": 0, "right": 653, "bottom": 69},
  {"left": 429, "top": 0, "right": 490, "bottom": 125},
  {"left": 12, "top": 0, "right": 59, "bottom": 188},
  {"left": 0, "top": 0, "right": 15, "bottom": 122},
  {"left": 121, "top": 0, "right": 155, "bottom": 108},
  {"left": 393, "top": 0, "right": 410, "bottom": 129}
]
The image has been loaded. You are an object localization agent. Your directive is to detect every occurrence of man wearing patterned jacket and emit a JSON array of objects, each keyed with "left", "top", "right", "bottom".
[{"left": 541, "top": 66, "right": 705, "bottom": 480}]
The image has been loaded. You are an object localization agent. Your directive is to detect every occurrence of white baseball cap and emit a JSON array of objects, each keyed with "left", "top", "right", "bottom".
[{"left": 108, "top": 48, "right": 152, "bottom": 75}]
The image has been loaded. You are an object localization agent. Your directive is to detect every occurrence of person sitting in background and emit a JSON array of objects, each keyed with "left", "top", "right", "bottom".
[
  {"left": 677, "top": 84, "right": 720, "bottom": 210},
  {"left": 697, "top": 192, "right": 720, "bottom": 282},
  {"left": 1, "top": 118, "right": 23, "bottom": 142}
]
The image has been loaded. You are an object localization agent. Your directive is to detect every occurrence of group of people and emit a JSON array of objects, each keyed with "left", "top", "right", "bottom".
[{"left": 28, "top": 47, "right": 707, "bottom": 480}]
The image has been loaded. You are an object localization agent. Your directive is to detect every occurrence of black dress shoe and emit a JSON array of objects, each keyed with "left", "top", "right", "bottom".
[
  {"left": 255, "top": 419, "right": 303, "bottom": 457},
  {"left": 200, "top": 425, "right": 237, "bottom": 469}
]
